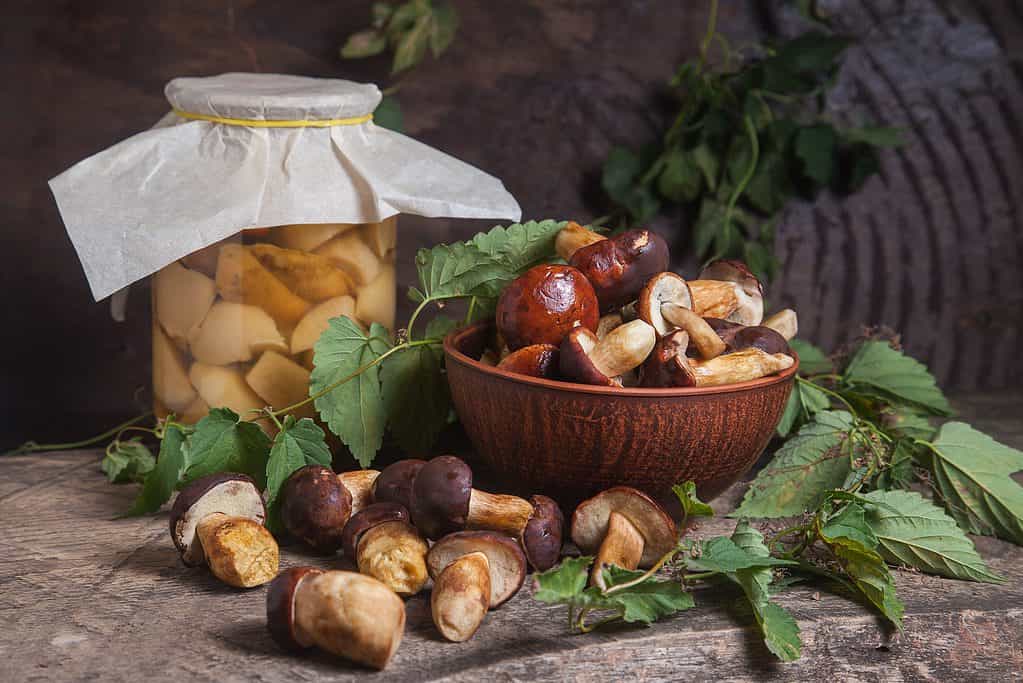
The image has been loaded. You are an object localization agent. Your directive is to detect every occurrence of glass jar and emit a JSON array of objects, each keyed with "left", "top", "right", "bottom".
[{"left": 151, "top": 219, "right": 397, "bottom": 426}]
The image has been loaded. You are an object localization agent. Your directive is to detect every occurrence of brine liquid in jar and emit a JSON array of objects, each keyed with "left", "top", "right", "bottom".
[{"left": 151, "top": 220, "right": 397, "bottom": 428}]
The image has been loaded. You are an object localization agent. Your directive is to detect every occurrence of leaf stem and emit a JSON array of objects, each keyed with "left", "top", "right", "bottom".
[
  {"left": 797, "top": 376, "right": 857, "bottom": 415},
  {"left": 577, "top": 608, "right": 626, "bottom": 634},
  {"left": 720, "top": 114, "right": 759, "bottom": 254},
  {"left": 697, "top": 0, "right": 720, "bottom": 70},
  {"left": 603, "top": 545, "right": 681, "bottom": 596},
  {"left": 682, "top": 571, "right": 720, "bottom": 581},
  {"left": 4, "top": 412, "right": 154, "bottom": 456}
]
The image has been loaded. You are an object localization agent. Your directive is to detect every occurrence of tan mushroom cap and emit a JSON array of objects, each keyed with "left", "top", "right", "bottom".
[
  {"left": 637, "top": 272, "right": 693, "bottom": 336},
  {"left": 571, "top": 487, "right": 677, "bottom": 566},
  {"left": 426, "top": 531, "right": 527, "bottom": 607}
]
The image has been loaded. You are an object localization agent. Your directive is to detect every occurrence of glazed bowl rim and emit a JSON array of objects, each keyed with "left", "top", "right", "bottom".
[{"left": 443, "top": 321, "right": 800, "bottom": 398}]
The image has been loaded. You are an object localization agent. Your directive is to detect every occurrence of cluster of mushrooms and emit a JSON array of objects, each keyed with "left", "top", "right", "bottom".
[
  {"left": 487, "top": 222, "right": 798, "bottom": 387},
  {"left": 169, "top": 458, "right": 682, "bottom": 670}
]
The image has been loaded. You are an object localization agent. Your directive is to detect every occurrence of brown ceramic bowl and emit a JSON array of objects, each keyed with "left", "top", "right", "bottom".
[{"left": 443, "top": 322, "right": 798, "bottom": 508}]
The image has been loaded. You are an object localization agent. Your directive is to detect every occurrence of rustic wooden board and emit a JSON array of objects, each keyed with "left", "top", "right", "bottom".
[{"left": 1, "top": 393, "right": 1020, "bottom": 682}]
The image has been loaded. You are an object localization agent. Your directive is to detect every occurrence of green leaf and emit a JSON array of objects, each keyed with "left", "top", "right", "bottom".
[
  {"left": 311, "top": 318, "right": 393, "bottom": 467},
  {"left": 264, "top": 416, "right": 333, "bottom": 529},
  {"left": 794, "top": 124, "right": 837, "bottom": 187},
  {"left": 842, "top": 341, "right": 952, "bottom": 415},
  {"left": 381, "top": 344, "right": 449, "bottom": 455},
  {"left": 842, "top": 125, "right": 905, "bottom": 148},
  {"left": 692, "top": 198, "right": 726, "bottom": 258},
  {"left": 875, "top": 438, "right": 918, "bottom": 490},
  {"left": 673, "top": 481, "right": 714, "bottom": 520},
  {"left": 691, "top": 143, "right": 720, "bottom": 191},
  {"left": 468, "top": 219, "right": 566, "bottom": 275},
  {"left": 183, "top": 408, "right": 272, "bottom": 489},
  {"left": 125, "top": 424, "right": 190, "bottom": 515},
  {"left": 776, "top": 389, "right": 802, "bottom": 438},
  {"left": 340, "top": 29, "right": 388, "bottom": 59},
  {"left": 861, "top": 489, "right": 1004, "bottom": 583},
  {"left": 922, "top": 422, "right": 1023, "bottom": 544},
  {"left": 823, "top": 534, "right": 904, "bottom": 628},
  {"left": 773, "top": 31, "right": 849, "bottom": 76},
  {"left": 533, "top": 556, "right": 592, "bottom": 604},
  {"left": 429, "top": 1, "right": 459, "bottom": 57},
  {"left": 657, "top": 148, "right": 702, "bottom": 203},
  {"left": 733, "top": 411, "right": 855, "bottom": 518},
  {"left": 374, "top": 94, "right": 404, "bottom": 133},
  {"left": 790, "top": 339, "right": 832, "bottom": 375},
  {"left": 602, "top": 146, "right": 645, "bottom": 204},
  {"left": 688, "top": 536, "right": 796, "bottom": 573},
  {"left": 821, "top": 503, "right": 878, "bottom": 549},
  {"left": 425, "top": 315, "right": 460, "bottom": 339},
  {"left": 102, "top": 439, "right": 155, "bottom": 484},
  {"left": 391, "top": 12, "right": 432, "bottom": 73},
  {"left": 598, "top": 565, "right": 694, "bottom": 623},
  {"left": 884, "top": 407, "right": 935, "bottom": 441},
  {"left": 372, "top": 2, "right": 394, "bottom": 29}
]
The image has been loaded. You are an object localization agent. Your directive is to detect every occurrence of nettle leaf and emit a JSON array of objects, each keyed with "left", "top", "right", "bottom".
[
  {"left": 602, "top": 146, "right": 646, "bottom": 204},
  {"left": 533, "top": 556, "right": 591, "bottom": 604},
  {"left": 125, "top": 424, "right": 190, "bottom": 516},
  {"left": 183, "top": 408, "right": 272, "bottom": 489},
  {"left": 381, "top": 343, "right": 449, "bottom": 455},
  {"left": 688, "top": 536, "right": 796, "bottom": 573},
  {"left": 883, "top": 406, "right": 935, "bottom": 441},
  {"left": 102, "top": 439, "right": 155, "bottom": 484},
  {"left": 789, "top": 338, "right": 832, "bottom": 375},
  {"left": 822, "top": 533, "right": 904, "bottom": 628},
  {"left": 821, "top": 503, "right": 878, "bottom": 550},
  {"left": 795, "top": 124, "right": 838, "bottom": 187},
  {"left": 776, "top": 379, "right": 831, "bottom": 437},
  {"left": 265, "top": 416, "right": 333, "bottom": 529},
  {"left": 842, "top": 341, "right": 952, "bottom": 416},
  {"left": 429, "top": 1, "right": 459, "bottom": 57},
  {"left": 311, "top": 318, "right": 393, "bottom": 467},
  {"left": 673, "top": 481, "right": 714, "bottom": 520},
  {"left": 598, "top": 565, "right": 694, "bottom": 623},
  {"left": 657, "top": 148, "right": 702, "bottom": 203},
  {"left": 861, "top": 489, "right": 1003, "bottom": 583},
  {"left": 416, "top": 242, "right": 509, "bottom": 301},
  {"left": 468, "top": 219, "right": 566, "bottom": 275},
  {"left": 733, "top": 411, "right": 855, "bottom": 518},
  {"left": 921, "top": 422, "right": 1023, "bottom": 544}
]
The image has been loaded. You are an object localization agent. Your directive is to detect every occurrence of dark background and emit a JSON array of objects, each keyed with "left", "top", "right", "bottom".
[{"left": 2, "top": 0, "right": 1021, "bottom": 447}]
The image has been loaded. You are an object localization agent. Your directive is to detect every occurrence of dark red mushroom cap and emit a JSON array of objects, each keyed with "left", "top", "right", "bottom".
[
  {"left": 558, "top": 327, "right": 617, "bottom": 386},
  {"left": 521, "top": 495, "right": 564, "bottom": 571},
  {"left": 426, "top": 531, "right": 527, "bottom": 607},
  {"left": 410, "top": 455, "right": 473, "bottom": 540},
  {"left": 570, "top": 229, "right": 670, "bottom": 312},
  {"left": 372, "top": 459, "right": 426, "bottom": 509},
  {"left": 639, "top": 330, "right": 697, "bottom": 388},
  {"left": 495, "top": 264, "right": 600, "bottom": 350},
  {"left": 280, "top": 465, "right": 352, "bottom": 554},
  {"left": 341, "top": 502, "right": 410, "bottom": 559},
  {"left": 728, "top": 325, "right": 791, "bottom": 356},
  {"left": 266, "top": 566, "right": 323, "bottom": 652},
  {"left": 170, "top": 472, "right": 266, "bottom": 566},
  {"left": 497, "top": 343, "right": 560, "bottom": 378}
]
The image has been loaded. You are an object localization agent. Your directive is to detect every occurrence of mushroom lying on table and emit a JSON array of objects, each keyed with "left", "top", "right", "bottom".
[
  {"left": 687, "top": 259, "right": 764, "bottom": 326},
  {"left": 341, "top": 502, "right": 429, "bottom": 596},
  {"left": 571, "top": 487, "right": 677, "bottom": 589},
  {"left": 278, "top": 465, "right": 380, "bottom": 553},
  {"left": 426, "top": 531, "right": 527, "bottom": 642},
  {"left": 266, "top": 567, "right": 405, "bottom": 670},
  {"left": 559, "top": 319, "right": 657, "bottom": 386},
  {"left": 639, "top": 330, "right": 794, "bottom": 387},
  {"left": 169, "top": 473, "right": 279, "bottom": 588}
]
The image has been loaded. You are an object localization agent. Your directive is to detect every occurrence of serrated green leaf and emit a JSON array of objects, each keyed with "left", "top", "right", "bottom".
[
  {"left": 733, "top": 411, "right": 855, "bottom": 518},
  {"left": 842, "top": 341, "right": 952, "bottom": 415},
  {"left": 875, "top": 439, "right": 917, "bottom": 490},
  {"left": 311, "top": 318, "right": 393, "bottom": 467},
  {"left": 125, "top": 424, "right": 190, "bottom": 515},
  {"left": 821, "top": 503, "right": 878, "bottom": 549},
  {"left": 790, "top": 339, "right": 831, "bottom": 375},
  {"left": 598, "top": 565, "right": 694, "bottom": 623},
  {"left": 921, "top": 422, "right": 1023, "bottom": 544},
  {"left": 183, "top": 408, "right": 272, "bottom": 489},
  {"left": 688, "top": 536, "right": 796, "bottom": 573},
  {"left": 861, "top": 489, "right": 1003, "bottom": 583},
  {"left": 795, "top": 124, "right": 837, "bottom": 187},
  {"left": 730, "top": 520, "right": 770, "bottom": 558},
  {"left": 264, "top": 416, "right": 333, "bottom": 529},
  {"left": 673, "top": 481, "right": 714, "bottom": 520},
  {"left": 102, "top": 439, "right": 155, "bottom": 484},
  {"left": 753, "top": 601, "right": 803, "bottom": 660},
  {"left": 429, "top": 1, "right": 459, "bottom": 57},
  {"left": 391, "top": 12, "right": 431, "bottom": 73},
  {"left": 533, "top": 556, "right": 592, "bottom": 604},
  {"left": 340, "top": 29, "right": 388, "bottom": 59},
  {"left": 823, "top": 534, "right": 904, "bottom": 628},
  {"left": 776, "top": 388, "right": 803, "bottom": 438},
  {"left": 884, "top": 406, "right": 935, "bottom": 441},
  {"left": 381, "top": 344, "right": 449, "bottom": 455},
  {"left": 468, "top": 220, "right": 566, "bottom": 274}
]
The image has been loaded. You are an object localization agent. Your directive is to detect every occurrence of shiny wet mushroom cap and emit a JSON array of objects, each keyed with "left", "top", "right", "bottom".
[
  {"left": 495, "top": 264, "right": 600, "bottom": 351},
  {"left": 638, "top": 330, "right": 696, "bottom": 388},
  {"left": 569, "top": 229, "right": 670, "bottom": 312},
  {"left": 497, "top": 343, "right": 560, "bottom": 379}
]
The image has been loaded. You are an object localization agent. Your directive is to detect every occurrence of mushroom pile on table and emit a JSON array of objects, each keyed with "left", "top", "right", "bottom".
[{"left": 486, "top": 221, "right": 799, "bottom": 387}]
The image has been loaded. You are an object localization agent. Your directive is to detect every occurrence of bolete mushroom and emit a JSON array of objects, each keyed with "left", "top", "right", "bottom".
[
  {"left": 763, "top": 308, "right": 798, "bottom": 341},
  {"left": 427, "top": 531, "right": 527, "bottom": 642},
  {"left": 372, "top": 459, "right": 427, "bottom": 509},
  {"left": 496, "top": 343, "right": 560, "bottom": 378},
  {"left": 495, "top": 264, "right": 600, "bottom": 350},
  {"left": 280, "top": 465, "right": 351, "bottom": 553},
  {"left": 595, "top": 312, "right": 624, "bottom": 340},
  {"left": 639, "top": 330, "right": 794, "bottom": 387},
  {"left": 559, "top": 319, "right": 657, "bottom": 386},
  {"left": 637, "top": 272, "right": 726, "bottom": 359},
  {"left": 569, "top": 229, "right": 670, "bottom": 311},
  {"left": 169, "top": 473, "right": 279, "bottom": 588},
  {"left": 521, "top": 495, "right": 565, "bottom": 571},
  {"left": 341, "top": 502, "right": 429, "bottom": 597},
  {"left": 554, "top": 221, "right": 607, "bottom": 260},
  {"left": 571, "top": 487, "right": 677, "bottom": 588},
  {"left": 266, "top": 568, "right": 405, "bottom": 669},
  {"left": 688, "top": 260, "right": 764, "bottom": 326}
]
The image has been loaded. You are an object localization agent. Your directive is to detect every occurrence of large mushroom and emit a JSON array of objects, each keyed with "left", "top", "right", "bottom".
[
  {"left": 495, "top": 264, "right": 599, "bottom": 350},
  {"left": 266, "top": 568, "right": 405, "bottom": 669},
  {"left": 569, "top": 229, "right": 670, "bottom": 311},
  {"left": 559, "top": 320, "right": 656, "bottom": 386},
  {"left": 169, "top": 473, "right": 279, "bottom": 588},
  {"left": 341, "top": 502, "right": 429, "bottom": 597},
  {"left": 688, "top": 260, "right": 764, "bottom": 326},
  {"left": 426, "top": 531, "right": 527, "bottom": 642},
  {"left": 279, "top": 465, "right": 381, "bottom": 553},
  {"left": 571, "top": 487, "right": 677, "bottom": 588},
  {"left": 639, "top": 330, "right": 794, "bottom": 387},
  {"left": 636, "top": 272, "right": 726, "bottom": 359}
]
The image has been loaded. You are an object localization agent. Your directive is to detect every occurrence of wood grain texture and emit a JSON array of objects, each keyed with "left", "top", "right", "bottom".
[{"left": 1, "top": 391, "right": 1020, "bottom": 681}]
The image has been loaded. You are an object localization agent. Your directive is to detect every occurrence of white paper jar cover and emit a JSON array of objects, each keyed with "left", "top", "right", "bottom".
[{"left": 49, "top": 72, "right": 522, "bottom": 302}]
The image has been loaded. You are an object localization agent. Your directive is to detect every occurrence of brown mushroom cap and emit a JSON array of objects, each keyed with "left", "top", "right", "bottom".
[
  {"left": 497, "top": 343, "right": 560, "bottom": 378},
  {"left": 170, "top": 472, "right": 266, "bottom": 566},
  {"left": 637, "top": 272, "right": 693, "bottom": 336},
  {"left": 495, "top": 264, "right": 600, "bottom": 350},
  {"left": 341, "top": 502, "right": 410, "bottom": 559},
  {"left": 266, "top": 566, "right": 323, "bottom": 652},
  {"left": 570, "top": 229, "right": 670, "bottom": 312},
  {"left": 280, "top": 465, "right": 353, "bottom": 553},
  {"left": 427, "top": 531, "right": 527, "bottom": 607},
  {"left": 558, "top": 327, "right": 617, "bottom": 386},
  {"left": 638, "top": 330, "right": 696, "bottom": 388},
  {"left": 521, "top": 495, "right": 565, "bottom": 571},
  {"left": 372, "top": 459, "right": 426, "bottom": 509},
  {"left": 729, "top": 325, "right": 791, "bottom": 356},
  {"left": 410, "top": 455, "right": 473, "bottom": 540},
  {"left": 571, "top": 487, "right": 677, "bottom": 566}
]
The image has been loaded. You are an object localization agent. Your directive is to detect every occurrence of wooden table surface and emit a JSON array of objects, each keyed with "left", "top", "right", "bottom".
[{"left": 2, "top": 393, "right": 1021, "bottom": 682}]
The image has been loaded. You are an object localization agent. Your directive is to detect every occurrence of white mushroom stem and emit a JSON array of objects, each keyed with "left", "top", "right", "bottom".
[
  {"left": 690, "top": 348, "right": 794, "bottom": 387},
  {"left": 661, "top": 303, "right": 727, "bottom": 359},
  {"left": 590, "top": 511, "right": 645, "bottom": 589},
  {"left": 590, "top": 319, "right": 657, "bottom": 378},
  {"left": 339, "top": 470, "right": 380, "bottom": 514},
  {"left": 467, "top": 490, "right": 535, "bottom": 536},
  {"left": 195, "top": 512, "right": 279, "bottom": 588},
  {"left": 688, "top": 280, "right": 742, "bottom": 319},
  {"left": 763, "top": 309, "right": 798, "bottom": 341},
  {"left": 432, "top": 551, "right": 492, "bottom": 642},
  {"left": 555, "top": 222, "right": 607, "bottom": 260},
  {"left": 356, "top": 521, "right": 429, "bottom": 597}
]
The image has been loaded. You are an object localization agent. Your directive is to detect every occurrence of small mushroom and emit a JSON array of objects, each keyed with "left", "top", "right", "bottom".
[
  {"left": 571, "top": 487, "right": 677, "bottom": 588},
  {"left": 521, "top": 495, "right": 565, "bottom": 571},
  {"left": 637, "top": 272, "right": 725, "bottom": 359},
  {"left": 495, "top": 264, "right": 600, "bottom": 350},
  {"left": 342, "top": 502, "right": 429, "bottom": 597},
  {"left": 688, "top": 260, "right": 764, "bottom": 326},
  {"left": 427, "top": 531, "right": 527, "bottom": 641},
  {"left": 267, "top": 568, "right": 405, "bottom": 669},
  {"left": 372, "top": 459, "right": 427, "bottom": 509},
  {"left": 640, "top": 331, "right": 794, "bottom": 387},
  {"left": 570, "top": 229, "right": 670, "bottom": 312},
  {"left": 763, "top": 308, "right": 798, "bottom": 341},
  {"left": 554, "top": 221, "right": 607, "bottom": 260},
  {"left": 497, "top": 343, "right": 560, "bottom": 378},
  {"left": 280, "top": 465, "right": 352, "bottom": 553},
  {"left": 169, "top": 473, "right": 279, "bottom": 588},
  {"left": 559, "top": 319, "right": 657, "bottom": 386}
]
